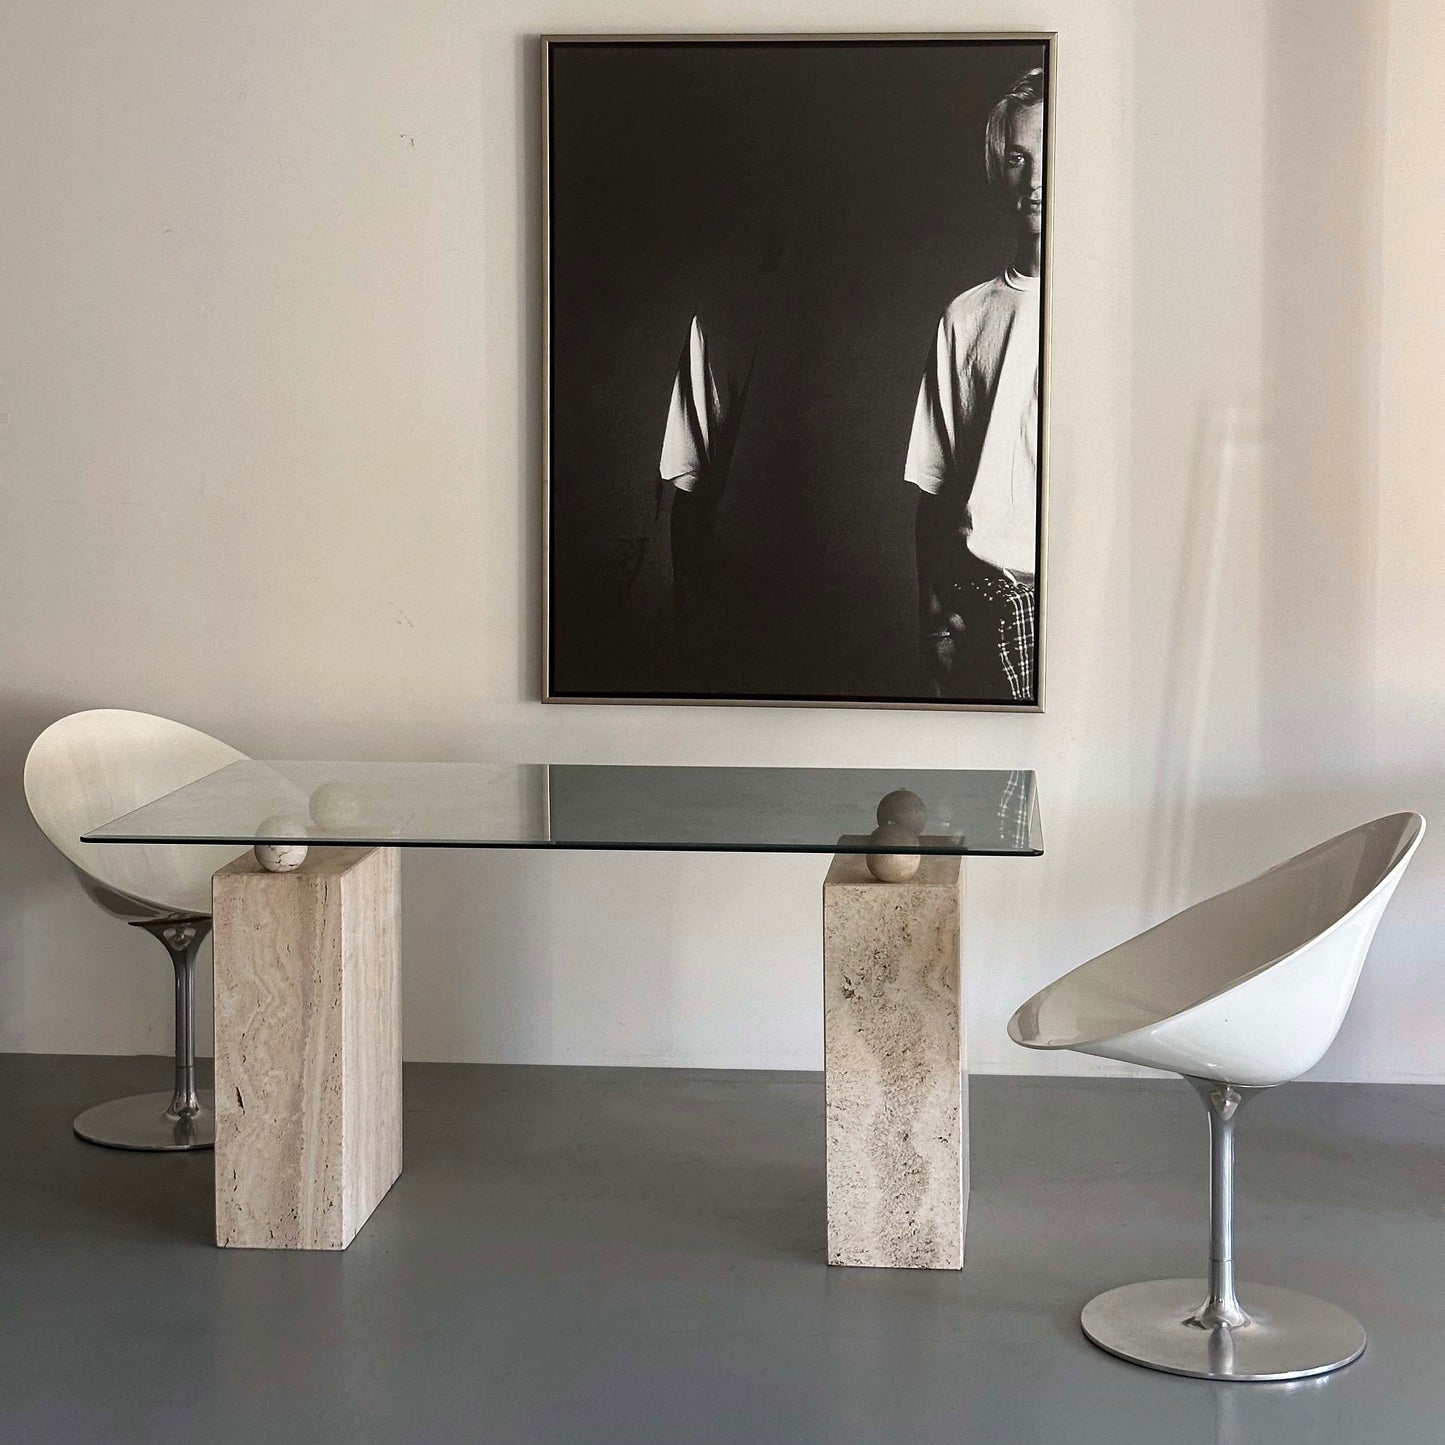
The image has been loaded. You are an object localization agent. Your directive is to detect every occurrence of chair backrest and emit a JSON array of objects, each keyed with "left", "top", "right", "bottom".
[
  {"left": 1010, "top": 812, "right": 1425, "bottom": 1085},
  {"left": 24, "top": 710, "right": 248, "bottom": 919}
]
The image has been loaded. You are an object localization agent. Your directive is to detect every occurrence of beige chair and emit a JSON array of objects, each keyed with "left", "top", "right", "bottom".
[
  {"left": 1008, "top": 812, "right": 1424, "bottom": 1380},
  {"left": 24, "top": 710, "right": 247, "bottom": 1150}
]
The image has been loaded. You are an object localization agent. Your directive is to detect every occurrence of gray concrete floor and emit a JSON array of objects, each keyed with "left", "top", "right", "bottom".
[{"left": 0, "top": 1055, "right": 1441, "bottom": 1444}]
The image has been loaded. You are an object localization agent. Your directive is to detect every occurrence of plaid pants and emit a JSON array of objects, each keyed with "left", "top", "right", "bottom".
[{"left": 946, "top": 571, "right": 1037, "bottom": 703}]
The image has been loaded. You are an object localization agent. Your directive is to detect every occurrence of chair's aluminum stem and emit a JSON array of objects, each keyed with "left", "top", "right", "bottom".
[
  {"left": 1185, "top": 1077, "right": 1256, "bottom": 1330},
  {"left": 140, "top": 918, "right": 211, "bottom": 1120},
  {"left": 1206, "top": 1086, "right": 1241, "bottom": 1316}
]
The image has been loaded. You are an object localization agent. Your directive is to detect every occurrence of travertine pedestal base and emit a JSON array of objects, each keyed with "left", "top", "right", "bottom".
[
  {"left": 212, "top": 847, "right": 402, "bottom": 1249},
  {"left": 824, "top": 848, "right": 964, "bottom": 1268}
]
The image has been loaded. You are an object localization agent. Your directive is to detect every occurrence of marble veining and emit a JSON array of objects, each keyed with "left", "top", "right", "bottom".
[
  {"left": 824, "top": 849, "right": 964, "bottom": 1268},
  {"left": 213, "top": 846, "right": 401, "bottom": 1250}
]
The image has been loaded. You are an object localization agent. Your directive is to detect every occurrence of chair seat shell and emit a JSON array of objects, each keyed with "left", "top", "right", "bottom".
[
  {"left": 24, "top": 709, "right": 247, "bottom": 920},
  {"left": 1008, "top": 813, "right": 1424, "bottom": 1086}
]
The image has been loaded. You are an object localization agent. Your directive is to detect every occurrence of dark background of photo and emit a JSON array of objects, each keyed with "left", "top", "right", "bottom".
[{"left": 547, "top": 38, "right": 1046, "bottom": 703}]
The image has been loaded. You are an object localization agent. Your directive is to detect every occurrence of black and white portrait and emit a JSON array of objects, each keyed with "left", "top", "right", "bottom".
[{"left": 545, "top": 35, "right": 1051, "bottom": 708}]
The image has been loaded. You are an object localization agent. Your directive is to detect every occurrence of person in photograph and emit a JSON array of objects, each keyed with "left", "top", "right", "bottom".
[
  {"left": 657, "top": 315, "right": 753, "bottom": 680},
  {"left": 905, "top": 67, "right": 1045, "bottom": 702},
  {"left": 654, "top": 228, "right": 797, "bottom": 693}
]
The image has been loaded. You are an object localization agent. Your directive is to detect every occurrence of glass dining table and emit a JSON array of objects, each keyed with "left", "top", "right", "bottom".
[{"left": 87, "top": 762, "right": 1042, "bottom": 1263}]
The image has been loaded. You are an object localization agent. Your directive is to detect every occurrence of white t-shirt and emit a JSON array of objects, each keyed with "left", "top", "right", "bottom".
[
  {"left": 659, "top": 315, "right": 722, "bottom": 494},
  {"left": 904, "top": 270, "right": 1040, "bottom": 577}
]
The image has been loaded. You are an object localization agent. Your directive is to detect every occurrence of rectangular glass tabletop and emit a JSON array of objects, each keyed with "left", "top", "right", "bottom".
[{"left": 83, "top": 762, "right": 1042, "bottom": 857}]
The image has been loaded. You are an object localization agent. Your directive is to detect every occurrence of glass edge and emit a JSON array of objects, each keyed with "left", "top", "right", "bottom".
[{"left": 82, "top": 833, "right": 1044, "bottom": 857}]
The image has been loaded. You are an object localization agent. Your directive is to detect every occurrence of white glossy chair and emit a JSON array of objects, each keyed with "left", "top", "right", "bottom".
[
  {"left": 1008, "top": 812, "right": 1425, "bottom": 1381},
  {"left": 23, "top": 710, "right": 247, "bottom": 1151}
]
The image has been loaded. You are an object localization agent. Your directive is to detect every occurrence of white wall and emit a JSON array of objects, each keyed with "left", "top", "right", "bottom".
[{"left": 1, "top": 0, "right": 1440, "bottom": 1080}]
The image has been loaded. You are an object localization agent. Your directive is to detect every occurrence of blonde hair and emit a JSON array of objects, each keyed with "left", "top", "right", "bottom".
[{"left": 985, "top": 68, "right": 1046, "bottom": 186}]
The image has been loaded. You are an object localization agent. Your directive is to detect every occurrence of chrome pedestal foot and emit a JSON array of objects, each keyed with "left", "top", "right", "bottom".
[
  {"left": 1081, "top": 1279, "right": 1365, "bottom": 1381},
  {"left": 73, "top": 917, "right": 215, "bottom": 1153},
  {"left": 1080, "top": 1077, "right": 1366, "bottom": 1381},
  {"left": 73, "top": 1089, "right": 216, "bottom": 1151}
]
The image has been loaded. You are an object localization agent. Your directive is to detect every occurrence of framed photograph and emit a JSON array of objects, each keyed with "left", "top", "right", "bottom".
[{"left": 545, "top": 33, "right": 1053, "bottom": 709}]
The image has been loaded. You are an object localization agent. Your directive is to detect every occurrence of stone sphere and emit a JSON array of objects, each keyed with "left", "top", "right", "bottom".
[
  {"left": 254, "top": 814, "right": 309, "bottom": 873},
  {"left": 876, "top": 788, "right": 927, "bottom": 835},
  {"left": 866, "top": 823, "right": 922, "bottom": 883},
  {"left": 309, "top": 780, "right": 364, "bottom": 830},
  {"left": 255, "top": 842, "right": 308, "bottom": 872}
]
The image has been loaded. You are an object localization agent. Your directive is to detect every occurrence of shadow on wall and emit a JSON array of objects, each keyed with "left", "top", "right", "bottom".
[
  {"left": 1258, "top": 0, "right": 1386, "bottom": 789},
  {"left": 1125, "top": 0, "right": 1440, "bottom": 1084},
  {"left": 1144, "top": 396, "right": 1260, "bottom": 913},
  {"left": 1136, "top": 0, "right": 1390, "bottom": 915}
]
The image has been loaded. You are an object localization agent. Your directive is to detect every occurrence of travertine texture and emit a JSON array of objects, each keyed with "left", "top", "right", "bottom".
[
  {"left": 824, "top": 848, "right": 964, "bottom": 1269},
  {"left": 213, "top": 847, "right": 402, "bottom": 1249}
]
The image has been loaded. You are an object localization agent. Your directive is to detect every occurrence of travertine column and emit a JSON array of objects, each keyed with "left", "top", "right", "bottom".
[
  {"left": 824, "top": 848, "right": 964, "bottom": 1268},
  {"left": 212, "top": 846, "right": 402, "bottom": 1250}
]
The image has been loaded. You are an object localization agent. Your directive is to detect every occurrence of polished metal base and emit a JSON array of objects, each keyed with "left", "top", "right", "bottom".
[
  {"left": 1081, "top": 1279, "right": 1366, "bottom": 1381},
  {"left": 73, "top": 1091, "right": 216, "bottom": 1152}
]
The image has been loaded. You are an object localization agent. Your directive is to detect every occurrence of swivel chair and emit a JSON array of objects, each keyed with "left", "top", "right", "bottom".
[
  {"left": 24, "top": 709, "right": 247, "bottom": 1150},
  {"left": 1008, "top": 812, "right": 1424, "bottom": 1380}
]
